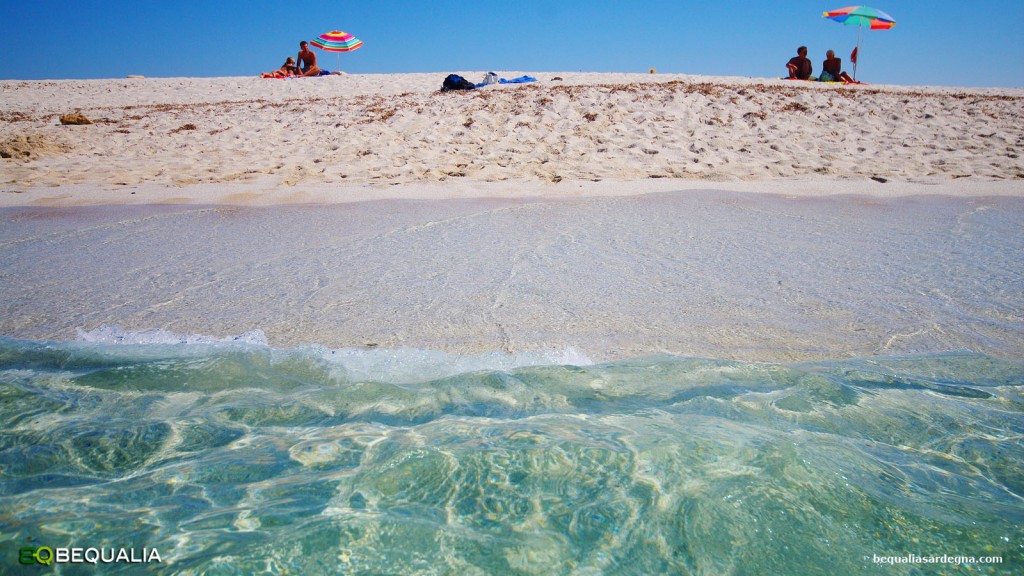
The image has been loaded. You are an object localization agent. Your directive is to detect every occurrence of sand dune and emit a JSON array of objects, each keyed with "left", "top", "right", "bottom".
[{"left": 2, "top": 73, "right": 1022, "bottom": 206}]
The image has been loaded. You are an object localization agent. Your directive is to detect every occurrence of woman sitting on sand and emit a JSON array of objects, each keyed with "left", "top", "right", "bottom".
[
  {"left": 260, "top": 57, "right": 301, "bottom": 78},
  {"left": 819, "top": 50, "right": 854, "bottom": 83}
]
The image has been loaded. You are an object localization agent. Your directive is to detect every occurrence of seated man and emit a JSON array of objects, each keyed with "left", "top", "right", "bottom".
[
  {"left": 786, "top": 46, "right": 813, "bottom": 80},
  {"left": 820, "top": 50, "right": 854, "bottom": 83},
  {"left": 297, "top": 41, "right": 321, "bottom": 77}
]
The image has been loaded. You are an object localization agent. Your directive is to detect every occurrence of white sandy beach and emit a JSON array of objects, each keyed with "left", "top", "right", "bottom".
[
  {"left": 2, "top": 72, "right": 1022, "bottom": 204},
  {"left": 1, "top": 73, "right": 1022, "bottom": 361}
]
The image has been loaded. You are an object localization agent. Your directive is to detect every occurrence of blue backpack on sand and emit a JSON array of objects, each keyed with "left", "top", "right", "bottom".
[{"left": 441, "top": 74, "right": 476, "bottom": 91}]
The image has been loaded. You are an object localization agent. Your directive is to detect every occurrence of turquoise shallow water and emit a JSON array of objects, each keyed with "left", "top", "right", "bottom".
[{"left": 1, "top": 336, "right": 1022, "bottom": 575}]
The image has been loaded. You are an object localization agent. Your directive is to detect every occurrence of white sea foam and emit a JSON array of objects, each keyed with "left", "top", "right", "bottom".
[
  {"left": 76, "top": 324, "right": 269, "bottom": 346},
  {"left": 319, "top": 345, "right": 593, "bottom": 384},
  {"left": 73, "top": 324, "right": 593, "bottom": 384}
]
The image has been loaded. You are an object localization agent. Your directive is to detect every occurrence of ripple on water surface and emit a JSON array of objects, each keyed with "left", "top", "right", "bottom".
[{"left": 0, "top": 337, "right": 1021, "bottom": 574}]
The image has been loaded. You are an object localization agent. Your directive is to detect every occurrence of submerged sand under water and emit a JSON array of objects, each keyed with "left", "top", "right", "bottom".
[
  {"left": 1, "top": 189, "right": 1020, "bottom": 363},
  {"left": 1, "top": 338, "right": 1021, "bottom": 574}
]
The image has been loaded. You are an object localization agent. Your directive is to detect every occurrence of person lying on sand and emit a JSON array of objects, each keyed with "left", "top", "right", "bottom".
[
  {"left": 819, "top": 50, "right": 854, "bottom": 83},
  {"left": 297, "top": 41, "right": 321, "bottom": 77},
  {"left": 786, "top": 46, "right": 813, "bottom": 80},
  {"left": 260, "top": 57, "right": 301, "bottom": 78}
]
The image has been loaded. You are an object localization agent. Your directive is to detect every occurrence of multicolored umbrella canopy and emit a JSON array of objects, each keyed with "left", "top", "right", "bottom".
[
  {"left": 822, "top": 6, "right": 895, "bottom": 80},
  {"left": 310, "top": 30, "right": 363, "bottom": 52},
  {"left": 823, "top": 6, "right": 896, "bottom": 29},
  {"left": 309, "top": 30, "right": 362, "bottom": 73}
]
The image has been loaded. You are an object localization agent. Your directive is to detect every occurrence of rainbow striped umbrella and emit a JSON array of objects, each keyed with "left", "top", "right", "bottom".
[
  {"left": 310, "top": 30, "right": 363, "bottom": 52},
  {"left": 310, "top": 30, "right": 363, "bottom": 72},
  {"left": 823, "top": 6, "right": 895, "bottom": 81}
]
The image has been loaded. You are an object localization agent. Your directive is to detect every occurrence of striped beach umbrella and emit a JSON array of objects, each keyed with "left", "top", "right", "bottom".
[
  {"left": 311, "top": 30, "right": 364, "bottom": 52},
  {"left": 823, "top": 6, "right": 896, "bottom": 81},
  {"left": 310, "top": 30, "right": 363, "bottom": 72},
  {"left": 823, "top": 6, "right": 896, "bottom": 30}
]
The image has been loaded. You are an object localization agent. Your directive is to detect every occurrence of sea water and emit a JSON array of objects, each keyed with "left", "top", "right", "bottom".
[
  {"left": 1, "top": 192, "right": 1021, "bottom": 573},
  {"left": 1, "top": 331, "right": 1021, "bottom": 575}
]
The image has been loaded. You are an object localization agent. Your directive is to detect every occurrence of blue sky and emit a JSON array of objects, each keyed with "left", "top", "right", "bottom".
[{"left": 2, "top": 0, "right": 1022, "bottom": 87}]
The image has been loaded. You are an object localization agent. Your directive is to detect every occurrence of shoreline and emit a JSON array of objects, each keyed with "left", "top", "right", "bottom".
[{"left": 2, "top": 177, "right": 1023, "bottom": 209}]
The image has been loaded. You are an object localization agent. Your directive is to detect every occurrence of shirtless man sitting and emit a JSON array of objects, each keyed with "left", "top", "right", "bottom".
[
  {"left": 786, "top": 46, "right": 813, "bottom": 80},
  {"left": 820, "top": 50, "right": 854, "bottom": 83},
  {"left": 297, "top": 41, "right": 321, "bottom": 77}
]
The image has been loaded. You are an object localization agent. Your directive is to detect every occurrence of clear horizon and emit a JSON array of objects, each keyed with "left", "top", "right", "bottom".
[{"left": 2, "top": 0, "right": 1023, "bottom": 88}]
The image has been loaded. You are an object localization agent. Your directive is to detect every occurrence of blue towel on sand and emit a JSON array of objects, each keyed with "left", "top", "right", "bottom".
[{"left": 499, "top": 75, "right": 537, "bottom": 84}]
